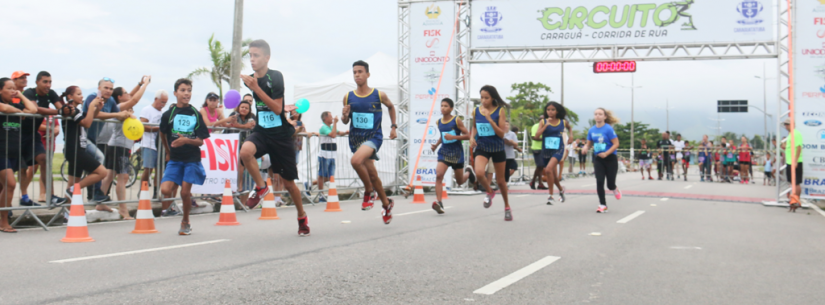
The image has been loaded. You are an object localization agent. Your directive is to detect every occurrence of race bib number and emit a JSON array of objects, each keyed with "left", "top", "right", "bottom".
[
  {"left": 442, "top": 130, "right": 457, "bottom": 144},
  {"left": 544, "top": 137, "right": 560, "bottom": 150},
  {"left": 699, "top": 156, "right": 705, "bottom": 163},
  {"left": 259, "top": 111, "right": 283, "bottom": 128},
  {"left": 594, "top": 143, "right": 607, "bottom": 153},
  {"left": 727, "top": 153, "right": 734, "bottom": 159},
  {"left": 476, "top": 123, "right": 494, "bottom": 137},
  {"left": 173, "top": 115, "right": 196, "bottom": 133},
  {"left": 353, "top": 112, "right": 373, "bottom": 129}
]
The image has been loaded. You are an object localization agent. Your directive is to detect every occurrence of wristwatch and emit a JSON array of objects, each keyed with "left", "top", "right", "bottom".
[{"left": 391, "top": 124, "right": 397, "bottom": 129}]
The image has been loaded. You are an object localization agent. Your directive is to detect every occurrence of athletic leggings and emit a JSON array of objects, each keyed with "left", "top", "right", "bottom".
[{"left": 593, "top": 154, "right": 618, "bottom": 206}]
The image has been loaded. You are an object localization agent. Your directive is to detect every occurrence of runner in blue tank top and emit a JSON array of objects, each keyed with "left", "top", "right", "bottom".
[
  {"left": 583, "top": 108, "right": 622, "bottom": 213},
  {"left": 341, "top": 60, "right": 398, "bottom": 225},
  {"left": 532, "top": 102, "right": 573, "bottom": 205},
  {"left": 429, "top": 98, "right": 470, "bottom": 214},
  {"left": 470, "top": 85, "right": 513, "bottom": 221}
]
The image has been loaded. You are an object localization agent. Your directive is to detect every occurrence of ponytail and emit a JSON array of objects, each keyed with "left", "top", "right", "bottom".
[
  {"left": 62, "top": 86, "right": 79, "bottom": 103},
  {"left": 597, "top": 107, "right": 620, "bottom": 125}
]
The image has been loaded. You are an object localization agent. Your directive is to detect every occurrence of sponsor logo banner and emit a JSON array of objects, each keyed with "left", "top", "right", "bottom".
[{"left": 192, "top": 133, "right": 239, "bottom": 194}]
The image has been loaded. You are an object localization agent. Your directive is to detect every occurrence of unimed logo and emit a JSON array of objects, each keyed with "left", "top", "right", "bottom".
[{"left": 200, "top": 138, "right": 238, "bottom": 171}]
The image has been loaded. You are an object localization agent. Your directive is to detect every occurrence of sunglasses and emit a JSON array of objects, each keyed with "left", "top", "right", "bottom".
[{"left": 101, "top": 77, "right": 115, "bottom": 83}]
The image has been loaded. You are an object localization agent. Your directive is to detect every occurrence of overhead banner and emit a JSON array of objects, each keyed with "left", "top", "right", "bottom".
[
  {"left": 409, "top": 1, "right": 456, "bottom": 186},
  {"left": 471, "top": 0, "right": 774, "bottom": 48},
  {"left": 191, "top": 133, "right": 240, "bottom": 194},
  {"left": 795, "top": 1, "right": 825, "bottom": 199}
]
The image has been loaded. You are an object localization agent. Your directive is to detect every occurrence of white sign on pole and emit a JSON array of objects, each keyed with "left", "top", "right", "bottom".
[
  {"left": 191, "top": 133, "right": 240, "bottom": 194},
  {"left": 409, "top": 1, "right": 457, "bottom": 186},
  {"left": 794, "top": 1, "right": 825, "bottom": 199},
  {"left": 471, "top": 0, "right": 774, "bottom": 48}
]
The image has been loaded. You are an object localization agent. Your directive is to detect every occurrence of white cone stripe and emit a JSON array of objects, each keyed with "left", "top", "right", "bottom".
[
  {"left": 139, "top": 191, "right": 152, "bottom": 200},
  {"left": 261, "top": 200, "right": 276, "bottom": 208},
  {"left": 327, "top": 195, "right": 339, "bottom": 202},
  {"left": 414, "top": 188, "right": 424, "bottom": 194},
  {"left": 224, "top": 189, "right": 232, "bottom": 197},
  {"left": 136, "top": 210, "right": 155, "bottom": 219},
  {"left": 71, "top": 194, "right": 84, "bottom": 205},
  {"left": 220, "top": 203, "right": 236, "bottom": 213},
  {"left": 67, "top": 216, "right": 88, "bottom": 227}
]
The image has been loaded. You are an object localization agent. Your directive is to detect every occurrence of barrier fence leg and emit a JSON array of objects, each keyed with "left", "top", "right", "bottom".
[{"left": 10, "top": 209, "right": 49, "bottom": 231}]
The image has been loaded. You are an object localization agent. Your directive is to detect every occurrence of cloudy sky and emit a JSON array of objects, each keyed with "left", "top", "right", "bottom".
[{"left": 1, "top": 0, "right": 783, "bottom": 143}]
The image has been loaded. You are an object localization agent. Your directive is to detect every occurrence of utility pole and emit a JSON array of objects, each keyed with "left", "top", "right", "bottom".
[
  {"left": 755, "top": 62, "right": 774, "bottom": 150},
  {"left": 615, "top": 75, "right": 641, "bottom": 166},
  {"left": 229, "top": 0, "right": 244, "bottom": 90}
]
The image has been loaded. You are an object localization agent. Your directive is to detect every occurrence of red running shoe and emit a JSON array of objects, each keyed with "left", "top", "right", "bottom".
[
  {"left": 362, "top": 191, "right": 376, "bottom": 211},
  {"left": 298, "top": 216, "right": 310, "bottom": 236},
  {"left": 382, "top": 199, "right": 395, "bottom": 225},
  {"left": 246, "top": 183, "right": 269, "bottom": 209}
]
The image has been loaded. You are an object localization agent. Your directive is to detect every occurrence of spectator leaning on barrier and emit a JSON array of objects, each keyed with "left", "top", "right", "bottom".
[
  {"left": 309, "top": 111, "right": 348, "bottom": 203},
  {"left": 10, "top": 71, "right": 28, "bottom": 104},
  {"left": 100, "top": 76, "right": 151, "bottom": 220},
  {"left": 140, "top": 90, "right": 169, "bottom": 196},
  {"left": 781, "top": 118, "right": 803, "bottom": 207},
  {"left": 0, "top": 77, "right": 39, "bottom": 233},
  {"left": 83, "top": 78, "right": 130, "bottom": 202},
  {"left": 201, "top": 92, "right": 234, "bottom": 132},
  {"left": 21, "top": 71, "right": 68, "bottom": 207}
]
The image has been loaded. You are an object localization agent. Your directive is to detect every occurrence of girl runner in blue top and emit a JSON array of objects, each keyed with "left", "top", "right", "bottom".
[
  {"left": 532, "top": 102, "right": 573, "bottom": 205},
  {"left": 582, "top": 108, "right": 621, "bottom": 213},
  {"left": 430, "top": 98, "right": 470, "bottom": 214},
  {"left": 470, "top": 85, "right": 512, "bottom": 221}
]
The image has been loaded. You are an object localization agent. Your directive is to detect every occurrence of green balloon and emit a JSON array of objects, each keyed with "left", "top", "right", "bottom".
[{"left": 296, "top": 98, "right": 310, "bottom": 114}]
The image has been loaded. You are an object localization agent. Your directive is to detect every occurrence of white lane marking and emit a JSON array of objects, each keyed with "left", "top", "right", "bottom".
[
  {"left": 616, "top": 210, "right": 645, "bottom": 224},
  {"left": 378, "top": 207, "right": 453, "bottom": 218},
  {"left": 808, "top": 202, "right": 825, "bottom": 219},
  {"left": 473, "top": 256, "right": 561, "bottom": 295},
  {"left": 650, "top": 204, "right": 657, "bottom": 207},
  {"left": 589, "top": 232, "right": 602, "bottom": 236},
  {"left": 670, "top": 246, "right": 702, "bottom": 250},
  {"left": 583, "top": 184, "right": 595, "bottom": 187},
  {"left": 515, "top": 195, "right": 531, "bottom": 198},
  {"left": 684, "top": 185, "right": 693, "bottom": 189},
  {"left": 660, "top": 198, "right": 669, "bottom": 201},
  {"left": 50, "top": 239, "right": 229, "bottom": 263}
]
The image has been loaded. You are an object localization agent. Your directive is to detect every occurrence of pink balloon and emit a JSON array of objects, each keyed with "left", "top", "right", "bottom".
[{"left": 224, "top": 90, "right": 241, "bottom": 109}]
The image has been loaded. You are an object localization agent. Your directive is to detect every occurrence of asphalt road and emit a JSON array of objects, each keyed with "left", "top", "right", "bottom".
[{"left": 1, "top": 172, "right": 824, "bottom": 305}]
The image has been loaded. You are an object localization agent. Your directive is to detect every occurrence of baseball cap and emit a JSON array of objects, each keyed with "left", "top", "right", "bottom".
[
  {"left": 783, "top": 118, "right": 791, "bottom": 125},
  {"left": 11, "top": 71, "right": 29, "bottom": 79},
  {"left": 206, "top": 92, "right": 219, "bottom": 100}
]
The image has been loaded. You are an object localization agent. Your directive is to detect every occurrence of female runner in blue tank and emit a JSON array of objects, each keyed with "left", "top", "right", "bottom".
[
  {"left": 532, "top": 102, "right": 573, "bottom": 205},
  {"left": 582, "top": 108, "right": 622, "bottom": 213},
  {"left": 470, "top": 85, "right": 512, "bottom": 221},
  {"left": 430, "top": 98, "right": 470, "bottom": 214},
  {"left": 342, "top": 60, "right": 397, "bottom": 225}
]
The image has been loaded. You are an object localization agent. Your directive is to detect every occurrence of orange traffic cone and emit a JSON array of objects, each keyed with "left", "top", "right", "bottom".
[
  {"left": 132, "top": 182, "right": 158, "bottom": 234},
  {"left": 412, "top": 175, "right": 426, "bottom": 204},
  {"left": 324, "top": 176, "right": 342, "bottom": 212},
  {"left": 61, "top": 183, "right": 94, "bottom": 243},
  {"left": 216, "top": 180, "right": 240, "bottom": 226},
  {"left": 441, "top": 186, "right": 450, "bottom": 200},
  {"left": 259, "top": 178, "right": 280, "bottom": 220}
]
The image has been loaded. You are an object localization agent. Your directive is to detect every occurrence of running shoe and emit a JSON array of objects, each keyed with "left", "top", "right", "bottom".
[
  {"left": 361, "top": 192, "right": 375, "bottom": 211},
  {"left": 597, "top": 205, "right": 608, "bottom": 213},
  {"left": 546, "top": 195, "right": 555, "bottom": 205},
  {"left": 504, "top": 207, "right": 512, "bottom": 221},
  {"left": 483, "top": 192, "right": 495, "bottom": 209},
  {"left": 318, "top": 195, "right": 327, "bottom": 203},
  {"left": 613, "top": 189, "right": 622, "bottom": 200},
  {"left": 19, "top": 197, "right": 41, "bottom": 207},
  {"left": 700, "top": 178, "right": 705, "bottom": 182},
  {"left": 93, "top": 194, "right": 111, "bottom": 203},
  {"left": 161, "top": 208, "right": 180, "bottom": 217},
  {"left": 178, "top": 222, "right": 191, "bottom": 235},
  {"left": 432, "top": 201, "right": 445, "bottom": 214},
  {"left": 466, "top": 166, "right": 476, "bottom": 184},
  {"left": 303, "top": 181, "right": 312, "bottom": 198},
  {"left": 648, "top": 176, "right": 654, "bottom": 180},
  {"left": 529, "top": 181, "right": 536, "bottom": 190},
  {"left": 382, "top": 199, "right": 394, "bottom": 225},
  {"left": 537, "top": 185, "right": 548, "bottom": 190},
  {"left": 559, "top": 187, "right": 566, "bottom": 203},
  {"left": 246, "top": 183, "right": 269, "bottom": 209},
  {"left": 51, "top": 196, "right": 67, "bottom": 206},
  {"left": 298, "top": 216, "right": 310, "bottom": 236}
]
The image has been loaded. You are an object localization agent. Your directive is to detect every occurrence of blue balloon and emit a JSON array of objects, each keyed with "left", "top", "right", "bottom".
[{"left": 296, "top": 98, "right": 310, "bottom": 114}]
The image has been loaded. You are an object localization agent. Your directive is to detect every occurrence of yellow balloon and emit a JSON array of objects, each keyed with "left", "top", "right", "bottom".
[{"left": 123, "top": 117, "right": 145, "bottom": 141}]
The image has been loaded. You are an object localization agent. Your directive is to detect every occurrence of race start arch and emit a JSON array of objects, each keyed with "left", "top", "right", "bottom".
[{"left": 397, "top": 0, "right": 812, "bottom": 203}]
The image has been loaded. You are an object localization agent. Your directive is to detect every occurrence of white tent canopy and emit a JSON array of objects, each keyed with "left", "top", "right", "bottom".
[{"left": 292, "top": 52, "right": 399, "bottom": 185}]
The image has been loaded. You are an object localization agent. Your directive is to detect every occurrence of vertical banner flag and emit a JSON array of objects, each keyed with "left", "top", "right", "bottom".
[
  {"left": 409, "top": 1, "right": 456, "bottom": 186},
  {"left": 796, "top": 1, "right": 825, "bottom": 198},
  {"left": 191, "top": 133, "right": 240, "bottom": 194}
]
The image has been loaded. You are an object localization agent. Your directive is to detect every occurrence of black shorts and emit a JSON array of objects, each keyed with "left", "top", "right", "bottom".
[
  {"left": 438, "top": 160, "right": 464, "bottom": 170},
  {"left": 245, "top": 132, "right": 298, "bottom": 181},
  {"left": 578, "top": 154, "right": 587, "bottom": 163},
  {"left": 66, "top": 147, "right": 101, "bottom": 178},
  {"left": 786, "top": 163, "right": 803, "bottom": 185},
  {"left": 0, "top": 158, "right": 20, "bottom": 172},
  {"left": 104, "top": 146, "right": 131, "bottom": 174},
  {"left": 20, "top": 135, "right": 46, "bottom": 167},
  {"left": 506, "top": 159, "right": 518, "bottom": 171},
  {"left": 739, "top": 161, "right": 751, "bottom": 165},
  {"left": 765, "top": 172, "right": 773, "bottom": 179},
  {"left": 474, "top": 149, "right": 506, "bottom": 163}
]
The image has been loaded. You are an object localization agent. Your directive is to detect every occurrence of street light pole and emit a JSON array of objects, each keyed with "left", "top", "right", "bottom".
[
  {"left": 755, "top": 63, "right": 775, "bottom": 150},
  {"left": 615, "top": 75, "right": 641, "bottom": 164}
]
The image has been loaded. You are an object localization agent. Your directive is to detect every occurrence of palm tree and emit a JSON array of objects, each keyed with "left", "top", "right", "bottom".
[{"left": 188, "top": 34, "right": 252, "bottom": 105}]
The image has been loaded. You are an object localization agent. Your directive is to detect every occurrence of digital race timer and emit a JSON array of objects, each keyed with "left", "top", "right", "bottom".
[{"left": 593, "top": 61, "right": 637, "bottom": 73}]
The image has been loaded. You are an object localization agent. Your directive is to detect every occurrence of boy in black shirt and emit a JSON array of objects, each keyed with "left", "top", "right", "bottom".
[
  {"left": 159, "top": 79, "right": 210, "bottom": 236},
  {"left": 239, "top": 39, "right": 309, "bottom": 236},
  {"left": 60, "top": 88, "right": 109, "bottom": 204}
]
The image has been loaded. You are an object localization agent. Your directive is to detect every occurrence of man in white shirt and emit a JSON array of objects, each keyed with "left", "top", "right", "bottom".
[
  {"left": 139, "top": 90, "right": 168, "bottom": 197},
  {"left": 672, "top": 134, "right": 686, "bottom": 179}
]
